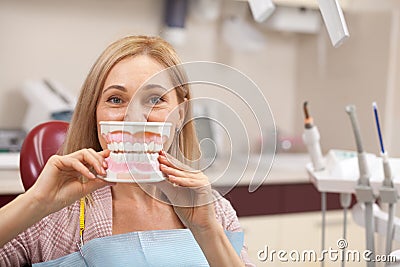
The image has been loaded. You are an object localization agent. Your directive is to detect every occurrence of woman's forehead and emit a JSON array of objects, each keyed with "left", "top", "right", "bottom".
[
  {"left": 107, "top": 56, "right": 163, "bottom": 80},
  {"left": 103, "top": 55, "right": 177, "bottom": 93}
]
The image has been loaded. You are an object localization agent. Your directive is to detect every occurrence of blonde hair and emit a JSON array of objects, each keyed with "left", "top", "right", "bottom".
[{"left": 61, "top": 35, "right": 200, "bottom": 165}]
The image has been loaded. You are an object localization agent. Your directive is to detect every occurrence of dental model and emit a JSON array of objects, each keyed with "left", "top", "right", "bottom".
[{"left": 99, "top": 121, "right": 172, "bottom": 182}]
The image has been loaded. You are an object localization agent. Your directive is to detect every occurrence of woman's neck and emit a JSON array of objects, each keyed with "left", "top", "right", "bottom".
[
  {"left": 111, "top": 183, "right": 154, "bottom": 203},
  {"left": 111, "top": 182, "right": 185, "bottom": 234}
]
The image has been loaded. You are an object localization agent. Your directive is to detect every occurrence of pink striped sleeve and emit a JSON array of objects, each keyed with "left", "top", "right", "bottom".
[{"left": 0, "top": 215, "right": 50, "bottom": 266}]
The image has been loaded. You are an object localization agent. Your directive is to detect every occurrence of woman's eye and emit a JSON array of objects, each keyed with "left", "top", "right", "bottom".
[
  {"left": 107, "top": 96, "right": 123, "bottom": 104},
  {"left": 149, "top": 96, "right": 164, "bottom": 105}
]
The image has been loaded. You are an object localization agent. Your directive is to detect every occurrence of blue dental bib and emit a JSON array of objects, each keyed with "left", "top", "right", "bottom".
[{"left": 33, "top": 229, "right": 244, "bottom": 267}]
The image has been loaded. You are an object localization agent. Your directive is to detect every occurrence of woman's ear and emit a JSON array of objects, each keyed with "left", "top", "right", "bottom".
[{"left": 177, "top": 98, "right": 188, "bottom": 129}]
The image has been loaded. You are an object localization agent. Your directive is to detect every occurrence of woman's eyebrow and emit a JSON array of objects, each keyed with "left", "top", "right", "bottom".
[
  {"left": 141, "top": 84, "right": 168, "bottom": 91},
  {"left": 103, "top": 85, "right": 127, "bottom": 93}
]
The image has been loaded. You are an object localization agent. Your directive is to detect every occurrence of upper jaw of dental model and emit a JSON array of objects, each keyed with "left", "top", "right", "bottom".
[{"left": 102, "top": 131, "right": 165, "bottom": 153}]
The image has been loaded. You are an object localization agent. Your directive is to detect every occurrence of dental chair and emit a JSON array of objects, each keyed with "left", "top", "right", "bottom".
[{"left": 19, "top": 121, "right": 69, "bottom": 191}]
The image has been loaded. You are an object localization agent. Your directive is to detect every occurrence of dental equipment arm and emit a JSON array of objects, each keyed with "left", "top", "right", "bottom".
[
  {"left": 373, "top": 102, "right": 398, "bottom": 257},
  {"left": 302, "top": 101, "right": 327, "bottom": 267},
  {"left": 346, "top": 105, "right": 375, "bottom": 267}
]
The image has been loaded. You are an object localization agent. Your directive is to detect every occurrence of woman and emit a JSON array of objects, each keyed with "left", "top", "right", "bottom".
[{"left": 0, "top": 35, "right": 254, "bottom": 266}]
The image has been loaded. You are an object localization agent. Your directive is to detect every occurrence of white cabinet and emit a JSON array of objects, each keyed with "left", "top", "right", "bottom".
[{"left": 239, "top": 211, "right": 367, "bottom": 266}]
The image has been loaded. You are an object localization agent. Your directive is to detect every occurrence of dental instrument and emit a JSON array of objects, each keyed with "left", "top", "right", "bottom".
[
  {"left": 346, "top": 105, "right": 375, "bottom": 267},
  {"left": 302, "top": 101, "right": 327, "bottom": 267},
  {"left": 302, "top": 101, "right": 350, "bottom": 267},
  {"left": 302, "top": 102, "right": 325, "bottom": 172},
  {"left": 373, "top": 102, "right": 397, "bottom": 258}
]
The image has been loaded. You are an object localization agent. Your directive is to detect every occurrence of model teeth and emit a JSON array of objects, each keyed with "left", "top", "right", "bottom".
[
  {"left": 133, "top": 143, "right": 141, "bottom": 151},
  {"left": 148, "top": 141, "right": 154, "bottom": 151},
  {"left": 125, "top": 142, "right": 133, "bottom": 151},
  {"left": 107, "top": 142, "right": 162, "bottom": 153}
]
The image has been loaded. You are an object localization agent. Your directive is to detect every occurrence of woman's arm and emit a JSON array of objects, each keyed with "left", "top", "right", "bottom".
[
  {"left": 213, "top": 191, "right": 256, "bottom": 267},
  {"left": 0, "top": 149, "right": 113, "bottom": 247},
  {"left": 0, "top": 189, "right": 48, "bottom": 248},
  {"left": 191, "top": 222, "right": 245, "bottom": 267}
]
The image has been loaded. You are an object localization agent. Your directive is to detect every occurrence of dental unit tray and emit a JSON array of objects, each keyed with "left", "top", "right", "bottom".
[{"left": 307, "top": 149, "right": 400, "bottom": 194}]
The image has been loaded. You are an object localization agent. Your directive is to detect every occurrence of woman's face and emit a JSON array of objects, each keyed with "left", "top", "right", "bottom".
[{"left": 96, "top": 55, "right": 184, "bottom": 150}]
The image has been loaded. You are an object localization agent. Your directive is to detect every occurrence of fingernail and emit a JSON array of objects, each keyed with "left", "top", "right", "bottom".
[
  {"left": 103, "top": 161, "right": 108, "bottom": 168},
  {"left": 89, "top": 171, "right": 96, "bottom": 179}
]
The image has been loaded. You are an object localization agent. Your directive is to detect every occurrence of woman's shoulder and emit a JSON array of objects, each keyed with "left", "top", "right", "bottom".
[{"left": 211, "top": 189, "right": 241, "bottom": 231}]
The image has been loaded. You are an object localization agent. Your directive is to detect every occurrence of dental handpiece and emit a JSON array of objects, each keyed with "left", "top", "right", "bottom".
[
  {"left": 373, "top": 102, "right": 396, "bottom": 256},
  {"left": 373, "top": 102, "right": 393, "bottom": 187},
  {"left": 345, "top": 105, "right": 370, "bottom": 186},
  {"left": 346, "top": 104, "right": 375, "bottom": 266},
  {"left": 302, "top": 102, "right": 325, "bottom": 171}
]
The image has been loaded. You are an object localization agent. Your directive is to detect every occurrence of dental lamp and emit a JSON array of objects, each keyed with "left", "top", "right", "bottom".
[
  {"left": 317, "top": 0, "right": 350, "bottom": 47},
  {"left": 21, "top": 79, "right": 75, "bottom": 132},
  {"left": 248, "top": 0, "right": 276, "bottom": 23},
  {"left": 161, "top": 0, "right": 188, "bottom": 46}
]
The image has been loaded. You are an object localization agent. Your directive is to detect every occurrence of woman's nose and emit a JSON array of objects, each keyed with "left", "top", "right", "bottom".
[{"left": 124, "top": 105, "right": 148, "bottom": 122}]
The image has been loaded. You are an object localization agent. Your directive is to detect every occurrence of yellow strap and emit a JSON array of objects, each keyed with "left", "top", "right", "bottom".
[{"left": 79, "top": 198, "right": 85, "bottom": 245}]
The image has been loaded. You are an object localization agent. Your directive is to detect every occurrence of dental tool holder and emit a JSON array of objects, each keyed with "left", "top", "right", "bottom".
[
  {"left": 308, "top": 149, "right": 400, "bottom": 242},
  {"left": 308, "top": 149, "right": 400, "bottom": 195},
  {"left": 380, "top": 187, "right": 398, "bottom": 204},
  {"left": 355, "top": 185, "right": 375, "bottom": 203}
]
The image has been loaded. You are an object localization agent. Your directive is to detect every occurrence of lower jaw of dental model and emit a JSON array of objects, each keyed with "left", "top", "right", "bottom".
[{"left": 102, "top": 130, "right": 166, "bottom": 183}]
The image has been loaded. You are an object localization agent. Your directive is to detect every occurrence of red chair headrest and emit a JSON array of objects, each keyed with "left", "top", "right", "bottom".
[{"left": 19, "top": 121, "right": 69, "bottom": 191}]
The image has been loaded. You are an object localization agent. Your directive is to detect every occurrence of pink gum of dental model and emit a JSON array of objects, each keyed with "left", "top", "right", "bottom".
[{"left": 105, "top": 157, "right": 160, "bottom": 173}]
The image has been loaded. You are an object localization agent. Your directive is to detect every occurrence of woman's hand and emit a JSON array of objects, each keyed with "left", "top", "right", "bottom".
[
  {"left": 157, "top": 151, "right": 219, "bottom": 233},
  {"left": 28, "top": 149, "right": 114, "bottom": 215}
]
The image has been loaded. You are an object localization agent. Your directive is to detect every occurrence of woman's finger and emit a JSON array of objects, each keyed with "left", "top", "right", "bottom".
[
  {"left": 158, "top": 151, "right": 197, "bottom": 173},
  {"left": 160, "top": 164, "right": 209, "bottom": 187},
  {"left": 55, "top": 156, "right": 97, "bottom": 180},
  {"left": 167, "top": 175, "right": 203, "bottom": 187},
  {"left": 159, "top": 163, "right": 197, "bottom": 179},
  {"left": 98, "top": 149, "right": 111, "bottom": 162},
  {"left": 86, "top": 148, "right": 109, "bottom": 171},
  {"left": 77, "top": 149, "right": 106, "bottom": 176}
]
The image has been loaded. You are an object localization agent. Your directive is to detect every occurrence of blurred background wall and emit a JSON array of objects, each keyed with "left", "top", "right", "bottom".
[{"left": 0, "top": 0, "right": 399, "bottom": 156}]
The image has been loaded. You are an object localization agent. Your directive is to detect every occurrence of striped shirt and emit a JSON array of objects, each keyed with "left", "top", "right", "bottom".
[{"left": 0, "top": 186, "right": 255, "bottom": 266}]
